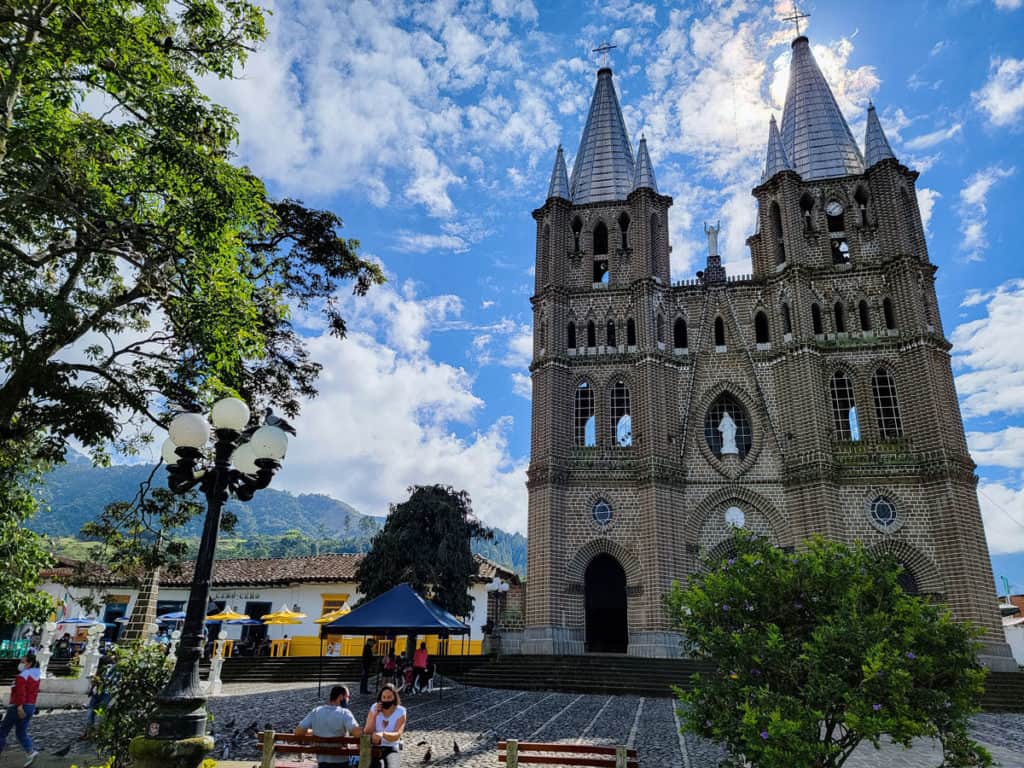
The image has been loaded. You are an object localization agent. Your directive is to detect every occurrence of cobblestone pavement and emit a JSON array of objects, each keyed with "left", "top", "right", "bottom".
[{"left": 2, "top": 682, "right": 1023, "bottom": 767}]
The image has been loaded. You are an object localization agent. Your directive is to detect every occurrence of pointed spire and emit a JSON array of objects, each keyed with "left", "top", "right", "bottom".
[
  {"left": 864, "top": 102, "right": 896, "bottom": 168},
  {"left": 762, "top": 114, "right": 793, "bottom": 182},
  {"left": 569, "top": 68, "right": 635, "bottom": 204},
  {"left": 632, "top": 136, "right": 658, "bottom": 192},
  {"left": 547, "top": 145, "right": 571, "bottom": 200},
  {"left": 781, "top": 36, "right": 864, "bottom": 180}
]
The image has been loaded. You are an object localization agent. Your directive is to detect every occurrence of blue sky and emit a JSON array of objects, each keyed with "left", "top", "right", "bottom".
[{"left": 194, "top": 0, "right": 1024, "bottom": 592}]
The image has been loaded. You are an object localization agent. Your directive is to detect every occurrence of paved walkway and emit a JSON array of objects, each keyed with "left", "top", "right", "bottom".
[{"left": 1, "top": 682, "right": 1021, "bottom": 767}]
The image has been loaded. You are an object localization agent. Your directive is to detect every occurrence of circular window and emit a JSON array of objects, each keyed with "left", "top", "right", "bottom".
[
  {"left": 592, "top": 499, "right": 613, "bottom": 526},
  {"left": 724, "top": 506, "right": 745, "bottom": 528},
  {"left": 704, "top": 393, "right": 752, "bottom": 459},
  {"left": 870, "top": 496, "right": 897, "bottom": 529}
]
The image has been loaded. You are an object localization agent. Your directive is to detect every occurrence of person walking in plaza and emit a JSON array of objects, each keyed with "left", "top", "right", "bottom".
[
  {"left": 364, "top": 684, "right": 406, "bottom": 768},
  {"left": 0, "top": 651, "right": 41, "bottom": 766},
  {"left": 360, "top": 639, "right": 375, "bottom": 694},
  {"left": 295, "top": 685, "right": 362, "bottom": 768},
  {"left": 411, "top": 642, "right": 429, "bottom": 693}
]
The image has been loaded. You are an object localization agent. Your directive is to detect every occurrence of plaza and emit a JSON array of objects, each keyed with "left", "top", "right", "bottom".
[{"left": 2, "top": 681, "right": 1023, "bottom": 768}]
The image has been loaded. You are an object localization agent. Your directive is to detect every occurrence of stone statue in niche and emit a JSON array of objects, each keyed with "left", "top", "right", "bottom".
[
  {"left": 718, "top": 411, "right": 738, "bottom": 455},
  {"left": 704, "top": 220, "right": 720, "bottom": 257}
]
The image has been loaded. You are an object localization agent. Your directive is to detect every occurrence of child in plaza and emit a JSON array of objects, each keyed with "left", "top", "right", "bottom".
[
  {"left": 364, "top": 684, "right": 405, "bottom": 768},
  {"left": 0, "top": 651, "right": 41, "bottom": 766},
  {"left": 295, "top": 685, "right": 362, "bottom": 768}
]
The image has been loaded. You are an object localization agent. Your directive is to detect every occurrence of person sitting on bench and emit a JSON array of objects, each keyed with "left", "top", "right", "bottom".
[
  {"left": 364, "top": 684, "right": 406, "bottom": 768},
  {"left": 295, "top": 685, "right": 362, "bottom": 768}
]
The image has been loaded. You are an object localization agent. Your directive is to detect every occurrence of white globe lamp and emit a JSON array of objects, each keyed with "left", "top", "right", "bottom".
[
  {"left": 231, "top": 442, "right": 260, "bottom": 475},
  {"left": 250, "top": 425, "right": 288, "bottom": 460},
  {"left": 211, "top": 397, "right": 250, "bottom": 431},
  {"left": 161, "top": 437, "right": 180, "bottom": 466},
  {"left": 168, "top": 412, "right": 210, "bottom": 449}
]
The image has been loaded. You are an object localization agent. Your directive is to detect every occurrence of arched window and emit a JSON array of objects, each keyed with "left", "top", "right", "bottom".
[
  {"left": 586, "top": 320, "right": 596, "bottom": 348},
  {"left": 626, "top": 317, "right": 637, "bottom": 347},
  {"left": 673, "top": 317, "right": 688, "bottom": 349},
  {"left": 539, "top": 224, "right": 550, "bottom": 285},
  {"left": 782, "top": 303, "right": 793, "bottom": 335},
  {"left": 883, "top": 297, "right": 896, "bottom": 330},
  {"left": 567, "top": 321, "right": 577, "bottom": 350},
  {"left": 606, "top": 320, "right": 616, "bottom": 348},
  {"left": 827, "top": 200, "right": 850, "bottom": 264},
  {"left": 830, "top": 370, "right": 860, "bottom": 441},
  {"left": 754, "top": 311, "right": 770, "bottom": 344},
  {"left": 593, "top": 258, "right": 609, "bottom": 284},
  {"left": 854, "top": 186, "right": 869, "bottom": 225},
  {"left": 610, "top": 381, "right": 632, "bottom": 447},
  {"left": 834, "top": 302, "right": 846, "bottom": 333},
  {"left": 714, "top": 317, "right": 726, "bottom": 347},
  {"left": 771, "top": 201, "right": 785, "bottom": 264},
  {"left": 574, "top": 382, "right": 596, "bottom": 447},
  {"left": 571, "top": 216, "right": 583, "bottom": 253},
  {"left": 704, "top": 393, "right": 752, "bottom": 459},
  {"left": 859, "top": 300, "right": 872, "bottom": 331},
  {"left": 656, "top": 314, "right": 665, "bottom": 344},
  {"left": 649, "top": 213, "right": 660, "bottom": 274},
  {"left": 593, "top": 221, "right": 608, "bottom": 255},
  {"left": 811, "top": 303, "right": 823, "bottom": 335},
  {"left": 800, "top": 193, "right": 815, "bottom": 231},
  {"left": 618, "top": 212, "right": 630, "bottom": 250},
  {"left": 872, "top": 368, "right": 904, "bottom": 440}
]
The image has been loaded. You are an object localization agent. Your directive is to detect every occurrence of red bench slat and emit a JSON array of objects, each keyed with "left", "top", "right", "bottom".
[{"left": 498, "top": 756, "right": 638, "bottom": 768}]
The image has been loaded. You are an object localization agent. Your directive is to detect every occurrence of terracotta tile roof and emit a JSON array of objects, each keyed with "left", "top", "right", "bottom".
[{"left": 44, "top": 552, "right": 519, "bottom": 588}]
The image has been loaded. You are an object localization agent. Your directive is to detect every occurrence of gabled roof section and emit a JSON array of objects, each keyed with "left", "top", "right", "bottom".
[
  {"left": 570, "top": 68, "right": 635, "bottom": 204},
  {"left": 762, "top": 114, "right": 793, "bottom": 182},
  {"left": 632, "top": 136, "right": 658, "bottom": 192},
  {"left": 864, "top": 103, "right": 897, "bottom": 168},
  {"left": 547, "top": 145, "right": 571, "bottom": 200},
  {"left": 781, "top": 36, "right": 864, "bottom": 180}
]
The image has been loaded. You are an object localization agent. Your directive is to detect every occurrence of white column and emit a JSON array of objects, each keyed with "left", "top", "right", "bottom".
[{"left": 36, "top": 621, "right": 56, "bottom": 679}]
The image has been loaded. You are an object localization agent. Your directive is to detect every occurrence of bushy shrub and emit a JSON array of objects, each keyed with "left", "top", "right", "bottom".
[
  {"left": 666, "top": 532, "right": 991, "bottom": 768},
  {"left": 92, "top": 642, "right": 173, "bottom": 766}
]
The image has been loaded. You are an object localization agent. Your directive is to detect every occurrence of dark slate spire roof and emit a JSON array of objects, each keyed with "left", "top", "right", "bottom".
[
  {"left": 632, "top": 136, "right": 658, "bottom": 192},
  {"left": 569, "top": 68, "right": 635, "bottom": 204},
  {"left": 864, "top": 102, "right": 897, "bottom": 168},
  {"left": 762, "top": 114, "right": 793, "bottom": 181},
  {"left": 781, "top": 36, "right": 864, "bottom": 180},
  {"left": 547, "top": 144, "right": 571, "bottom": 200}
]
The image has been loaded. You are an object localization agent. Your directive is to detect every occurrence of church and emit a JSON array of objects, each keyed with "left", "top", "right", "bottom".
[{"left": 519, "top": 31, "right": 1015, "bottom": 671}]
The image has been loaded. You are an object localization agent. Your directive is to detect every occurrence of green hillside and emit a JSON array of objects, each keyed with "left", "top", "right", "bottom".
[{"left": 30, "top": 457, "right": 527, "bottom": 574}]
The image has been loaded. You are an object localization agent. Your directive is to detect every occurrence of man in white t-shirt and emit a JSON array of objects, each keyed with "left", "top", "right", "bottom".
[{"left": 295, "top": 685, "right": 362, "bottom": 767}]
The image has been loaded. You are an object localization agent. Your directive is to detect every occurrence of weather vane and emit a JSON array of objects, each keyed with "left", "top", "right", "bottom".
[
  {"left": 783, "top": 2, "right": 810, "bottom": 37},
  {"left": 592, "top": 41, "right": 617, "bottom": 68}
]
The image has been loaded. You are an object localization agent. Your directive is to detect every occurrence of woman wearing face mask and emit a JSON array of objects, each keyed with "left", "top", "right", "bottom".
[
  {"left": 364, "top": 683, "right": 406, "bottom": 767},
  {"left": 0, "top": 652, "right": 41, "bottom": 766}
]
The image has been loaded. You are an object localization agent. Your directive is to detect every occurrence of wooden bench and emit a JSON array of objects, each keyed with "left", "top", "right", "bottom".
[
  {"left": 257, "top": 731, "right": 382, "bottom": 768},
  {"left": 498, "top": 740, "right": 639, "bottom": 768}
]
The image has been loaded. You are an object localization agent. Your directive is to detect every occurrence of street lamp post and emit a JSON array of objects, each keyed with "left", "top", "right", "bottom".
[
  {"left": 485, "top": 577, "right": 509, "bottom": 656},
  {"left": 132, "top": 397, "right": 291, "bottom": 767}
]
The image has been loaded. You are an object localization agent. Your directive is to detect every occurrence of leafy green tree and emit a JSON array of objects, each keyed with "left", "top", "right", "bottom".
[
  {"left": 0, "top": 0, "right": 382, "bottom": 617},
  {"left": 356, "top": 485, "right": 492, "bottom": 618},
  {"left": 0, "top": 0, "right": 383, "bottom": 464},
  {"left": 0, "top": 439, "right": 52, "bottom": 624},
  {"left": 665, "top": 532, "right": 991, "bottom": 768}
]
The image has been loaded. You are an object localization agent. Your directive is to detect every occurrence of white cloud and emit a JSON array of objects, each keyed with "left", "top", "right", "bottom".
[
  {"left": 978, "top": 482, "right": 1024, "bottom": 555},
  {"left": 511, "top": 372, "right": 532, "bottom": 400},
  {"left": 968, "top": 427, "right": 1024, "bottom": 468},
  {"left": 973, "top": 57, "right": 1024, "bottom": 128},
  {"left": 916, "top": 188, "right": 941, "bottom": 236},
  {"left": 994, "top": 0, "right": 1022, "bottom": 10},
  {"left": 903, "top": 123, "right": 962, "bottom": 151},
  {"left": 275, "top": 281, "right": 528, "bottom": 533},
  {"left": 957, "top": 166, "right": 1015, "bottom": 261},
  {"left": 394, "top": 232, "right": 470, "bottom": 253},
  {"left": 952, "top": 278, "right": 1024, "bottom": 418}
]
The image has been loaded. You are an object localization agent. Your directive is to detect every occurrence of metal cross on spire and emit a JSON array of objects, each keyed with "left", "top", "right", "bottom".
[
  {"left": 592, "top": 41, "right": 617, "bottom": 68},
  {"left": 782, "top": 2, "right": 810, "bottom": 37}
]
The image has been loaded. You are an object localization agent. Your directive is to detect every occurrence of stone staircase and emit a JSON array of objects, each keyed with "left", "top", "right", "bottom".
[
  {"left": 448, "top": 654, "right": 1024, "bottom": 712},
  {"left": 216, "top": 655, "right": 485, "bottom": 684}
]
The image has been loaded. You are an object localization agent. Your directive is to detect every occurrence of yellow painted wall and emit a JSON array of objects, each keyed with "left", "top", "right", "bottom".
[{"left": 284, "top": 635, "right": 482, "bottom": 657}]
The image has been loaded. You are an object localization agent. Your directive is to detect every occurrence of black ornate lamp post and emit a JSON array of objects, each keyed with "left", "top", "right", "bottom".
[{"left": 131, "top": 397, "right": 291, "bottom": 767}]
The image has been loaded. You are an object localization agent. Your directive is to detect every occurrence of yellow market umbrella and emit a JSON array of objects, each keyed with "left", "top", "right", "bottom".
[
  {"left": 314, "top": 604, "right": 352, "bottom": 625},
  {"left": 263, "top": 617, "right": 302, "bottom": 625},
  {"left": 207, "top": 609, "right": 249, "bottom": 621},
  {"left": 261, "top": 603, "right": 307, "bottom": 621}
]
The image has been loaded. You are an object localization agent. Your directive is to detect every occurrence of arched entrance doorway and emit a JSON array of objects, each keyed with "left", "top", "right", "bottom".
[{"left": 585, "top": 553, "right": 628, "bottom": 653}]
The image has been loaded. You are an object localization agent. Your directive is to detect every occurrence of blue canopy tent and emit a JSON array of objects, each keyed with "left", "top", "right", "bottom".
[{"left": 318, "top": 583, "right": 469, "bottom": 696}]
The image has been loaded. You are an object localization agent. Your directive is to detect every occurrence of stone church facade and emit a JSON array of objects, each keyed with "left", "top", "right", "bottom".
[{"left": 520, "top": 34, "right": 1015, "bottom": 670}]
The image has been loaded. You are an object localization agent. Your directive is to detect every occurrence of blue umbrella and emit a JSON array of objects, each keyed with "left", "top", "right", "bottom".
[
  {"left": 226, "top": 618, "right": 263, "bottom": 625},
  {"left": 57, "top": 617, "right": 99, "bottom": 625},
  {"left": 156, "top": 611, "right": 187, "bottom": 621}
]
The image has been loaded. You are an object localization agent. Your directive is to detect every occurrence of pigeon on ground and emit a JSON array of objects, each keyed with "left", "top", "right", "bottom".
[
  {"left": 453, "top": 740, "right": 460, "bottom": 754},
  {"left": 422, "top": 746, "right": 432, "bottom": 763},
  {"left": 224, "top": 717, "right": 237, "bottom": 730},
  {"left": 416, "top": 740, "right": 429, "bottom": 746},
  {"left": 53, "top": 742, "right": 74, "bottom": 757}
]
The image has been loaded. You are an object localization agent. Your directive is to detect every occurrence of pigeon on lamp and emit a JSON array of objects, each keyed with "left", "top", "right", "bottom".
[{"left": 263, "top": 407, "right": 297, "bottom": 435}]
